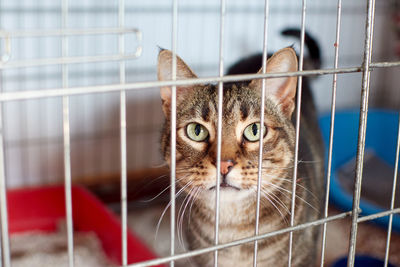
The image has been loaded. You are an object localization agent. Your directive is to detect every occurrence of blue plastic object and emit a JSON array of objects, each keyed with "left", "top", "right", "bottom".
[
  {"left": 331, "top": 255, "right": 396, "bottom": 267},
  {"left": 319, "top": 109, "right": 400, "bottom": 232}
]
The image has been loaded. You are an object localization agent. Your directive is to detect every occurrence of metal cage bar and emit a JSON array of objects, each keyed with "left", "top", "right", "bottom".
[
  {"left": 0, "top": 100, "right": 10, "bottom": 267},
  {"left": 288, "top": 0, "right": 307, "bottom": 265},
  {"left": 61, "top": 0, "right": 74, "bottom": 267},
  {"left": 0, "top": 27, "right": 140, "bottom": 38},
  {"left": 0, "top": 28, "right": 142, "bottom": 69},
  {"left": 0, "top": 62, "right": 399, "bottom": 102},
  {"left": 320, "top": 0, "right": 342, "bottom": 266},
  {"left": 383, "top": 115, "right": 400, "bottom": 267},
  {"left": 169, "top": 0, "right": 178, "bottom": 266},
  {"left": 347, "top": 0, "right": 376, "bottom": 265},
  {"left": 118, "top": 0, "right": 128, "bottom": 266},
  {"left": 357, "top": 208, "right": 400, "bottom": 223},
  {"left": 0, "top": 52, "right": 142, "bottom": 69},
  {"left": 213, "top": 0, "right": 226, "bottom": 266},
  {"left": 253, "top": 0, "right": 269, "bottom": 265}
]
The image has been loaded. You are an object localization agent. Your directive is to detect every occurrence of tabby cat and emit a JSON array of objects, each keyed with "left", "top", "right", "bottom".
[{"left": 158, "top": 45, "right": 324, "bottom": 266}]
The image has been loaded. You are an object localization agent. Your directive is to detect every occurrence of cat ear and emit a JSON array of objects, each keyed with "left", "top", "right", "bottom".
[
  {"left": 157, "top": 49, "right": 197, "bottom": 115},
  {"left": 249, "top": 48, "right": 298, "bottom": 118}
]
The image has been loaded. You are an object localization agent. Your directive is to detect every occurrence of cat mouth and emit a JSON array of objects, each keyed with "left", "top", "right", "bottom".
[{"left": 209, "top": 182, "right": 241, "bottom": 191}]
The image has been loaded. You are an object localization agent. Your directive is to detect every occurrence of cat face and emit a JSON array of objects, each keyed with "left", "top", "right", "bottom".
[{"left": 158, "top": 49, "right": 298, "bottom": 203}]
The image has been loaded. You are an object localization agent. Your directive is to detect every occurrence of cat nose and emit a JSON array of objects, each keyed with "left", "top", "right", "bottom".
[{"left": 220, "top": 160, "right": 235, "bottom": 175}]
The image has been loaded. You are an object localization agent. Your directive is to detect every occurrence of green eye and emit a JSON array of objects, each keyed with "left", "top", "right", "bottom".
[
  {"left": 243, "top": 123, "right": 267, "bottom": 142},
  {"left": 186, "top": 123, "right": 209, "bottom": 142}
]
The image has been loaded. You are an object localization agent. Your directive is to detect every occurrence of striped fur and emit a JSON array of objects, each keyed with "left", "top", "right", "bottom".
[{"left": 158, "top": 48, "right": 324, "bottom": 266}]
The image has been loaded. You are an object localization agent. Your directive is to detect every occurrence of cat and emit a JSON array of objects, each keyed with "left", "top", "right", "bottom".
[{"left": 157, "top": 32, "right": 324, "bottom": 266}]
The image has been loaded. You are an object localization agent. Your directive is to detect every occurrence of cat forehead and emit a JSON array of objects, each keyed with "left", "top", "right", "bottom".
[{"left": 178, "top": 83, "right": 261, "bottom": 122}]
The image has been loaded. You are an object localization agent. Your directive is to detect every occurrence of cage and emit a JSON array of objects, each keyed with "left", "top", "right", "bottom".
[{"left": 0, "top": 0, "right": 399, "bottom": 267}]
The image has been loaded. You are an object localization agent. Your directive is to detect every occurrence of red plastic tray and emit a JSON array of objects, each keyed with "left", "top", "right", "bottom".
[{"left": 7, "top": 185, "right": 163, "bottom": 266}]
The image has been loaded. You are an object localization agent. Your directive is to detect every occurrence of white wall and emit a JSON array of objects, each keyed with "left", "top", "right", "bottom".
[{"left": 0, "top": 0, "right": 395, "bottom": 188}]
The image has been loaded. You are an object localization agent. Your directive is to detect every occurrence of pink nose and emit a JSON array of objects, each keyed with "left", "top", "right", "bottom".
[{"left": 220, "top": 161, "right": 234, "bottom": 175}]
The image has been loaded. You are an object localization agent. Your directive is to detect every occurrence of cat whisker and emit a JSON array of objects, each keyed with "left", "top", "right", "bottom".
[
  {"left": 176, "top": 165, "right": 199, "bottom": 172},
  {"left": 260, "top": 197, "right": 289, "bottom": 226},
  {"left": 177, "top": 187, "right": 194, "bottom": 250},
  {"left": 188, "top": 187, "right": 202, "bottom": 227},
  {"left": 181, "top": 188, "right": 201, "bottom": 267},
  {"left": 255, "top": 189, "right": 289, "bottom": 225},
  {"left": 298, "top": 159, "right": 322, "bottom": 164},
  {"left": 282, "top": 158, "right": 321, "bottom": 165},
  {"left": 262, "top": 175, "right": 319, "bottom": 201},
  {"left": 154, "top": 181, "right": 194, "bottom": 243},
  {"left": 141, "top": 175, "right": 189, "bottom": 203},
  {"left": 260, "top": 188, "right": 291, "bottom": 215},
  {"left": 176, "top": 186, "right": 203, "bottom": 253},
  {"left": 259, "top": 189, "right": 291, "bottom": 225},
  {"left": 261, "top": 165, "right": 295, "bottom": 170},
  {"left": 125, "top": 173, "right": 171, "bottom": 200},
  {"left": 150, "top": 162, "right": 169, "bottom": 168},
  {"left": 261, "top": 181, "right": 319, "bottom": 213},
  {"left": 177, "top": 170, "right": 197, "bottom": 174}
]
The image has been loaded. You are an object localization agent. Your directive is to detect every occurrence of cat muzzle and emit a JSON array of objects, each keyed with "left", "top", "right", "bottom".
[{"left": 209, "top": 175, "right": 241, "bottom": 191}]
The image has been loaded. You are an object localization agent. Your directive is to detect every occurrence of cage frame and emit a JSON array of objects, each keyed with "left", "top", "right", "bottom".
[{"left": 0, "top": 0, "right": 399, "bottom": 267}]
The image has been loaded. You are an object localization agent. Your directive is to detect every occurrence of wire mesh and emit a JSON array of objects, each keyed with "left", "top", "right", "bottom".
[
  {"left": 347, "top": 0, "right": 376, "bottom": 265},
  {"left": 0, "top": 1, "right": 400, "bottom": 267}
]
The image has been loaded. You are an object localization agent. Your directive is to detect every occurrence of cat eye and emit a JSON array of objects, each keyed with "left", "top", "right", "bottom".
[
  {"left": 186, "top": 123, "right": 209, "bottom": 142},
  {"left": 243, "top": 123, "right": 267, "bottom": 142}
]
